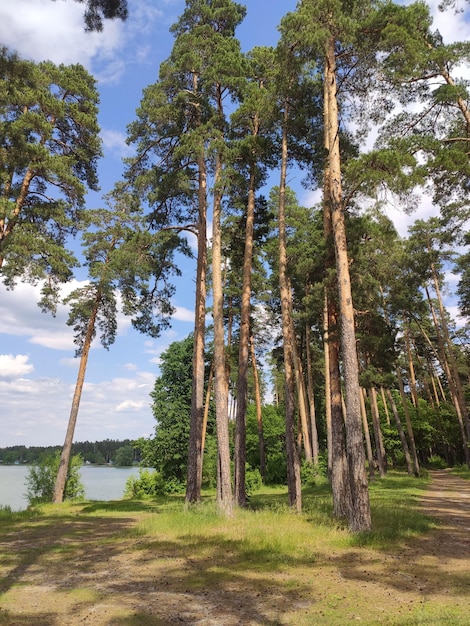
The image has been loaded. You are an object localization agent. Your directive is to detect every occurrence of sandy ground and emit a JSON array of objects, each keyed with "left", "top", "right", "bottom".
[{"left": 0, "top": 470, "right": 470, "bottom": 625}]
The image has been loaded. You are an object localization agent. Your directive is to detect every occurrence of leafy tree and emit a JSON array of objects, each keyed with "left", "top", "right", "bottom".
[
  {"left": 53, "top": 198, "right": 187, "bottom": 503},
  {"left": 26, "top": 452, "right": 84, "bottom": 505},
  {"left": 149, "top": 334, "right": 215, "bottom": 485},
  {"left": 246, "top": 404, "right": 287, "bottom": 485},
  {"left": 114, "top": 445, "right": 135, "bottom": 467},
  {"left": 0, "top": 49, "right": 101, "bottom": 308}
]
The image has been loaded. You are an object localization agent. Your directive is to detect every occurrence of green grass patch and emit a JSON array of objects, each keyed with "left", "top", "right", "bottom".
[{"left": 450, "top": 465, "right": 470, "bottom": 480}]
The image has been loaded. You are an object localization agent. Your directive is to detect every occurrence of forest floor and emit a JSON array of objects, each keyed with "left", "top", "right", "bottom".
[{"left": 0, "top": 470, "right": 470, "bottom": 625}]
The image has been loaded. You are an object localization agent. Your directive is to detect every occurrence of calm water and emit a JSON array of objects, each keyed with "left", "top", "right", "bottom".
[{"left": 0, "top": 465, "right": 143, "bottom": 511}]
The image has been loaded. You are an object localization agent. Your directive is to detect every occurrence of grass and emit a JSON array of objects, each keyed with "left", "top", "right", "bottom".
[
  {"left": 451, "top": 465, "right": 470, "bottom": 480},
  {"left": 0, "top": 471, "right": 468, "bottom": 626}
]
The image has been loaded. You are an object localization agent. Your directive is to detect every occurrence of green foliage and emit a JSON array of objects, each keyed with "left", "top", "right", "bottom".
[
  {"left": 0, "top": 439, "right": 138, "bottom": 465},
  {"left": 26, "top": 452, "right": 84, "bottom": 505},
  {"left": 148, "top": 334, "right": 215, "bottom": 484},
  {"left": 114, "top": 445, "right": 135, "bottom": 467},
  {"left": 426, "top": 455, "right": 448, "bottom": 469},
  {"left": 300, "top": 457, "right": 328, "bottom": 487},
  {"left": 124, "top": 469, "right": 176, "bottom": 499},
  {"left": 0, "top": 48, "right": 101, "bottom": 304},
  {"left": 246, "top": 404, "right": 287, "bottom": 484},
  {"left": 245, "top": 465, "right": 263, "bottom": 495},
  {"left": 76, "top": 0, "right": 128, "bottom": 32}
]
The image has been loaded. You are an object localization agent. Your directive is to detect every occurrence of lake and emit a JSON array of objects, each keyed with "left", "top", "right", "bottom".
[{"left": 0, "top": 465, "right": 144, "bottom": 511}]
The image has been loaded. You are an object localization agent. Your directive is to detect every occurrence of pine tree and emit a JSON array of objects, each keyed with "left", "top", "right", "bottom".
[{"left": 0, "top": 49, "right": 101, "bottom": 308}]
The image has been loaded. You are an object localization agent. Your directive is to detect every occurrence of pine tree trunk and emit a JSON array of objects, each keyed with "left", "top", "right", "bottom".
[
  {"left": 325, "top": 36, "right": 371, "bottom": 531},
  {"left": 396, "top": 366, "right": 420, "bottom": 476},
  {"left": 293, "top": 331, "right": 313, "bottom": 463},
  {"left": 425, "top": 286, "right": 470, "bottom": 467},
  {"left": 211, "top": 148, "right": 233, "bottom": 516},
  {"left": 431, "top": 265, "right": 470, "bottom": 443},
  {"left": 186, "top": 151, "right": 207, "bottom": 505},
  {"left": 359, "top": 387, "right": 375, "bottom": 480},
  {"left": 250, "top": 337, "right": 266, "bottom": 482},
  {"left": 53, "top": 292, "right": 100, "bottom": 503},
  {"left": 305, "top": 323, "right": 320, "bottom": 466},
  {"left": 380, "top": 386, "right": 390, "bottom": 426},
  {"left": 279, "top": 101, "right": 301, "bottom": 511},
  {"left": 323, "top": 291, "right": 333, "bottom": 478},
  {"left": 386, "top": 388, "right": 414, "bottom": 476},
  {"left": 328, "top": 299, "right": 352, "bottom": 518},
  {"left": 405, "top": 328, "right": 419, "bottom": 409},
  {"left": 234, "top": 169, "right": 256, "bottom": 507},
  {"left": 368, "top": 386, "right": 387, "bottom": 477},
  {"left": 322, "top": 82, "right": 351, "bottom": 516}
]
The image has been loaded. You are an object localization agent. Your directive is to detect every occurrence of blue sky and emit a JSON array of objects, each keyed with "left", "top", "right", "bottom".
[{"left": 0, "top": 0, "right": 467, "bottom": 447}]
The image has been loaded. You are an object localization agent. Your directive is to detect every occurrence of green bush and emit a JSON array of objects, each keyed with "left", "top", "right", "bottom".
[
  {"left": 300, "top": 456, "right": 328, "bottom": 486},
  {"left": 426, "top": 454, "right": 447, "bottom": 469},
  {"left": 124, "top": 469, "right": 169, "bottom": 498},
  {"left": 26, "top": 452, "right": 84, "bottom": 505},
  {"left": 245, "top": 466, "right": 263, "bottom": 495}
]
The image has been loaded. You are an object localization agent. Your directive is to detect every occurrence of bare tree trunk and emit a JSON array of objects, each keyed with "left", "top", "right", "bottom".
[
  {"left": 322, "top": 76, "right": 351, "bottom": 518},
  {"left": 211, "top": 146, "right": 233, "bottom": 515},
  {"left": 323, "top": 291, "right": 333, "bottom": 478},
  {"left": 234, "top": 169, "right": 256, "bottom": 507},
  {"left": 359, "top": 387, "right": 375, "bottom": 480},
  {"left": 405, "top": 328, "right": 419, "bottom": 409},
  {"left": 425, "top": 286, "right": 470, "bottom": 467},
  {"left": 201, "top": 361, "right": 214, "bottom": 456},
  {"left": 186, "top": 151, "right": 207, "bottom": 505},
  {"left": 279, "top": 100, "right": 301, "bottom": 511},
  {"left": 368, "top": 386, "right": 387, "bottom": 477},
  {"left": 292, "top": 331, "right": 313, "bottom": 463},
  {"left": 53, "top": 293, "right": 100, "bottom": 503},
  {"left": 325, "top": 36, "right": 370, "bottom": 530},
  {"left": 380, "top": 386, "right": 390, "bottom": 425},
  {"left": 396, "top": 367, "right": 420, "bottom": 477},
  {"left": 386, "top": 388, "right": 413, "bottom": 476},
  {"left": 305, "top": 323, "right": 320, "bottom": 466},
  {"left": 250, "top": 337, "right": 266, "bottom": 482},
  {"left": 431, "top": 266, "right": 470, "bottom": 443}
]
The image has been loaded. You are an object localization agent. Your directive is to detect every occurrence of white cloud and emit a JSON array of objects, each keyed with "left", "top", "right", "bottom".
[
  {"left": 0, "top": 281, "right": 76, "bottom": 351},
  {"left": 101, "top": 129, "right": 135, "bottom": 159},
  {"left": 173, "top": 305, "right": 195, "bottom": 322},
  {"left": 115, "top": 400, "right": 146, "bottom": 411},
  {"left": 0, "top": 354, "right": 34, "bottom": 379},
  {"left": 0, "top": 0, "right": 121, "bottom": 69},
  {"left": 124, "top": 362, "right": 138, "bottom": 371},
  {"left": 0, "top": 369, "right": 156, "bottom": 446}
]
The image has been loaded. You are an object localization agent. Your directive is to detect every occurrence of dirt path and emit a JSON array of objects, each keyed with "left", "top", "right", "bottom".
[
  {"left": 1, "top": 472, "right": 470, "bottom": 625},
  {"left": 419, "top": 469, "right": 470, "bottom": 562}
]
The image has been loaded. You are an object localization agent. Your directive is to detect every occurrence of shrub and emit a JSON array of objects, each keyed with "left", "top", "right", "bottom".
[
  {"left": 245, "top": 466, "right": 263, "bottom": 495},
  {"left": 26, "top": 452, "right": 84, "bottom": 505},
  {"left": 426, "top": 454, "right": 447, "bottom": 469},
  {"left": 124, "top": 469, "right": 168, "bottom": 498}
]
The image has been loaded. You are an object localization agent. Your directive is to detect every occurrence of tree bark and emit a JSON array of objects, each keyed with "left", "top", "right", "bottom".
[
  {"left": 234, "top": 169, "right": 256, "bottom": 507},
  {"left": 292, "top": 330, "right": 313, "bottom": 463},
  {"left": 305, "top": 323, "right": 320, "bottom": 466},
  {"left": 396, "top": 366, "right": 420, "bottom": 477},
  {"left": 250, "top": 337, "right": 266, "bottom": 482},
  {"left": 368, "top": 386, "right": 387, "bottom": 477},
  {"left": 186, "top": 149, "right": 208, "bottom": 505},
  {"left": 279, "top": 100, "right": 301, "bottom": 511},
  {"left": 325, "top": 36, "right": 371, "bottom": 531},
  {"left": 386, "top": 388, "right": 414, "bottom": 476},
  {"left": 359, "top": 387, "right": 375, "bottom": 480},
  {"left": 53, "top": 292, "right": 100, "bottom": 503}
]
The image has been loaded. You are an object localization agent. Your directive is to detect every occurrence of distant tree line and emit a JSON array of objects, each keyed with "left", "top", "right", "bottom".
[{"left": 0, "top": 439, "right": 140, "bottom": 466}]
